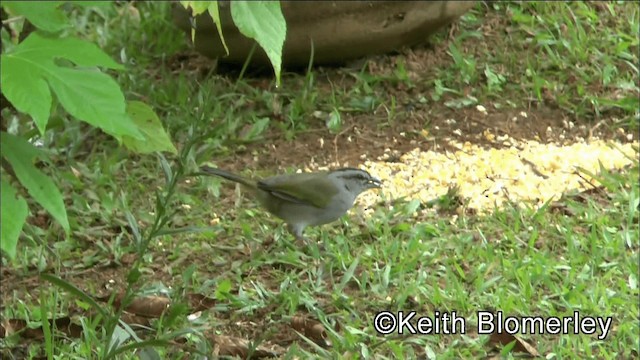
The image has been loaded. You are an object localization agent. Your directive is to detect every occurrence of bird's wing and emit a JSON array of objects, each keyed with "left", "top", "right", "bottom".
[{"left": 257, "top": 172, "right": 338, "bottom": 208}]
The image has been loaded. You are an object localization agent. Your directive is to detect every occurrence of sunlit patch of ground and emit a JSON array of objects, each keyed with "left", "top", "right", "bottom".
[{"left": 359, "top": 138, "right": 638, "bottom": 213}]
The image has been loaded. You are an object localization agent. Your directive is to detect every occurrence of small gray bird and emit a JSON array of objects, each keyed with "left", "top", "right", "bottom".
[{"left": 199, "top": 166, "right": 382, "bottom": 243}]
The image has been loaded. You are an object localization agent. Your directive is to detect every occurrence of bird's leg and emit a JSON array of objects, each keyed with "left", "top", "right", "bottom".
[
  {"left": 287, "top": 223, "right": 326, "bottom": 251},
  {"left": 288, "top": 223, "right": 308, "bottom": 245},
  {"left": 287, "top": 223, "right": 310, "bottom": 247}
]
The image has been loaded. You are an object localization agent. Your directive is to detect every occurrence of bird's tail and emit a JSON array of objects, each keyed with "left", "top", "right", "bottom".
[{"left": 199, "top": 166, "right": 255, "bottom": 187}]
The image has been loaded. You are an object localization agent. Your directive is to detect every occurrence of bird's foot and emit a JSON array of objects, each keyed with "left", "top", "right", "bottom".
[
  {"left": 296, "top": 236, "right": 325, "bottom": 252},
  {"left": 294, "top": 235, "right": 310, "bottom": 248},
  {"left": 287, "top": 224, "right": 324, "bottom": 252}
]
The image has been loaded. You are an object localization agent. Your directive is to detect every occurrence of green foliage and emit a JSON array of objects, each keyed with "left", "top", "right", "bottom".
[
  {"left": 1, "top": 32, "right": 141, "bottom": 139},
  {"left": 206, "top": 1, "right": 228, "bottom": 54},
  {"left": 3, "top": 0, "right": 112, "bottom": 35},
  {"left": 0, "top": 1, "right": 176, "bottom": 261},
  {"left": 3, "top": 1, "right": 70, "bottom": 33},
  {"left": 181, "top": 1, "right": 229, "bottom": 54},
  {"left": 123, "top": 101, "right": 178, "bottom": 154},
  {"left": 180, "top": 1, "right": 286, "bottom": 85},
  {"left": 0, "top": 179, "right": 28, "bottom": 259},
  {"left": 327, "top": 108, "right": 342, "bottom": 133},
  {"left": 230, "top": 1, "right": 286, "bottom": 85},
  {"left": 434, "top": 1, "right": 639, "bottom": 119},
  {"left": 1, "top": 132, "right": 69, "bottom": 235}
]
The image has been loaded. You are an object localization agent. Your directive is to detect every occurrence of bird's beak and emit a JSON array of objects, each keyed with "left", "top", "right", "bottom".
[{"left": 369, "top": 177, "right": 383, "bottom": 188}]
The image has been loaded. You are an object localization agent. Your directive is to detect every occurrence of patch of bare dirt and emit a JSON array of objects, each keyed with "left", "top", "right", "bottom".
[
  {"left": 208, "top": 27, "right": 632, "bottom": 173},
  {"left": 222, "top": 103, "right": 623, "bottom": 173}
]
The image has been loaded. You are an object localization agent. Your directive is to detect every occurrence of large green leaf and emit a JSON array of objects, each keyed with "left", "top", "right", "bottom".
[
  {"left": 180, "top": 0, "right": 209, "bottom": 14},
  {"left": 179, "top": 1, "right": 208, "bottom": 45},
  {"left": 230, "top": 1, "right": 285, "bottom": 85},
  {"left": 3, "top": 1, "right": 69, "bottom": 33},
  {"left": 122, "top": 101, "right": 177, "bottom": 154},
  {"left": 180, "top": 1, "right": 229, "bottom": 54},
  {"left": 207, "top": 2, "right": 229, "bottom": 55},
  {"left": 1, "top": 133, "right": 69, "bottom": 234},
  {"left": 0, "top": 32, "right": 142, "bottom": 140},
  {"left": 0, "top": 179, "right": 28, "bottom": 260},
  {"left": 1, "top": 55, "right": 51, "bottom": 132}
]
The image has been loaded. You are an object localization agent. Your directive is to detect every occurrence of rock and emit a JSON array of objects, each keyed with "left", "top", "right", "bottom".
[{"left": 172, "top": 1, "right": 476, "bottom": 67}]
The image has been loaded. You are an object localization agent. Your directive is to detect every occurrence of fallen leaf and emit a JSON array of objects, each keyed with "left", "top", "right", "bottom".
[
  {"left": 488, "top": 332, "right": 539, "bottom": 357},
  {"left": 187, "top": 293, "right": 217, "bottom": 312},
  {"left": 124, "top": 295, "right": 171, "bottom": 318},
  {"left": 290, "top": 316, "right": 332, "bottom": 347},
  {"left": 206, "top": 332, "right": 283, "bottom": 359}
]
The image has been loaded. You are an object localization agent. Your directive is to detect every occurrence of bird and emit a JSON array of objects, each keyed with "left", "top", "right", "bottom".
[{"left": 198, "top": 166, "right": 382, "bottom": 245}]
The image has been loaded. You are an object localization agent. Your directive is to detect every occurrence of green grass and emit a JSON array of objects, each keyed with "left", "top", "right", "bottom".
[
  {"left": 1, "top": 1, "right": 638, "bottom": 359},
  {"left": 433, "top": 2, "right": 639, "bottom": 123}
]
